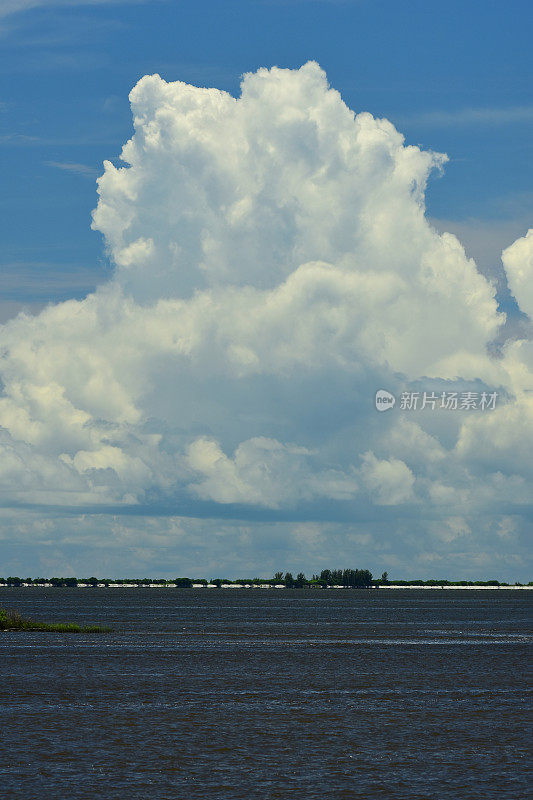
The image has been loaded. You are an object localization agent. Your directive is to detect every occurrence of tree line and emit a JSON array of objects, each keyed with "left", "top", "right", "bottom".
[
  {"left": 1, "top": 572, "right": 527, "bottom": 587},
  {"left": 0, "top": 571, "right": 373, "bottom": 588}
]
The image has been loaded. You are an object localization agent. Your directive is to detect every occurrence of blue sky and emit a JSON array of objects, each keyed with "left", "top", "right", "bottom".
[
  {"left": 0, "top": 0, "right": 531, "bottom": 580},
  {"left": 1, "top": 0, "right": 531, "bottom": 318}
]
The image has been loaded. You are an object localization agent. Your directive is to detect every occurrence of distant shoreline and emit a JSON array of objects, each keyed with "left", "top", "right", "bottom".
[
  {"left": 2, "top": 584, "right": 531, "bottom": 590},
  {"left": 4, "top": 569, "right": 530, "bottom": 590}
]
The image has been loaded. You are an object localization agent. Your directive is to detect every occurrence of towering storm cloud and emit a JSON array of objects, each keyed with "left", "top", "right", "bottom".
[{"left": 0, "top": 63, "right": 531, "bottom": 576}]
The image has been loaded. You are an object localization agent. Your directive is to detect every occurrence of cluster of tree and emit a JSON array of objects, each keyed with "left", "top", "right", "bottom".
[
  {"left": 2, "top": 577, "right": 80, "bottom": 587},
  {"left": 0, "top": 577, "right": 195, "bottom": 587},
  {"left": 0, "top": 570, "right": 374, "bottom": 588},
  {"left": 206, "top": 571, "right": 375, "bottom": 587},
  {"left": 313, "top": 569, "right": 374, "bottom": 587}
]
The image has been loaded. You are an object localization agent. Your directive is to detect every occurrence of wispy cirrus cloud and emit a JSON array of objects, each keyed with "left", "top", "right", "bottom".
[
  {"left": 0, "top": 261, "right": 107, "bottom": 299},
  {"left": 0, "top": 261, "right": 107, "bottom": 322},
  {"left": 399, "top": 105, "right": 533, "bottom": 128},
  {"left": 0, "top": 0, "right": 162, "bottom": 20},
  {"left": 0, "top": 132, "right": 122, "bottom": 147},
  {"left": 0, "top": 133, "right": 40, "bottom": 145},
  {"left": 45, "top": 160, "right": 99, "bottom": 178}
]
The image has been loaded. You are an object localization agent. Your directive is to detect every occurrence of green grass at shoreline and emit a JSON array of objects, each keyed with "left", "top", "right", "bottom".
[{"left": 0, "top": 607, "right": 111, "bottom": 633}]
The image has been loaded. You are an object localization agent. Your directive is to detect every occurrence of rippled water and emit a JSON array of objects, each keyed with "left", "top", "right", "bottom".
[{"left": 1, "top": 588, "right": 531, "bottom": 799}]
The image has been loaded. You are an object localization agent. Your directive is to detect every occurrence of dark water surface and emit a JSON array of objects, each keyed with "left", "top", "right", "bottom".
[{"left": 1, "top": 588, "right": 531, "bottom": 799}]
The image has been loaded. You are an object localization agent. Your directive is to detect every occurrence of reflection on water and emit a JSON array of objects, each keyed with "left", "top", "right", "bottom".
[{"left": 1, "top": 588, "right": 531, "bottom": 799}]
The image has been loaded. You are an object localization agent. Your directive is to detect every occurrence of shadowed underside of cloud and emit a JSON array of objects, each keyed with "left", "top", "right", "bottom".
[{"left": 0, "top": 62, "right": 531, "bottom": 576}]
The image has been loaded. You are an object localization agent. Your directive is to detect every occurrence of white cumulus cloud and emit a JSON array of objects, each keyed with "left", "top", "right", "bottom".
[
  {"left": 0, "top": 62, "right": 531, "bottom": 577},
  {"left": 502, "top": 228, "right": 533, "bottom": 320}
]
